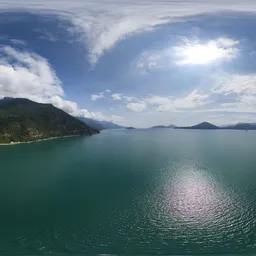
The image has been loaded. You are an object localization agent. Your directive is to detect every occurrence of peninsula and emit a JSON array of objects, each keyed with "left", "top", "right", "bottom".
[{"left": 0, "top": 98, "right": 99, "bottom": 144}]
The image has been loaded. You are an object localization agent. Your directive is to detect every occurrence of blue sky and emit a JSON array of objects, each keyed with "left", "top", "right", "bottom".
[{"left": 0, "top": 1, "right": 256, "bottom": 127}]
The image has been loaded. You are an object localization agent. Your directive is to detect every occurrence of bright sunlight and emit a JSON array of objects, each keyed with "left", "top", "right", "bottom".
[{"left": 174, "top": 38, "right": 239, "bottom": 65}]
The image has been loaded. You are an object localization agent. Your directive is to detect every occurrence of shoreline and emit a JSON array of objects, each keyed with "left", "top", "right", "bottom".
[{"left": 0, "top": 135, "right": 81, "bottom": 146}]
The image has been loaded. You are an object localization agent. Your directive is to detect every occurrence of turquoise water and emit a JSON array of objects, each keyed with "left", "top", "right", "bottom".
[{"left": 1, "top": 129, "right": 256, "bottom": 254}]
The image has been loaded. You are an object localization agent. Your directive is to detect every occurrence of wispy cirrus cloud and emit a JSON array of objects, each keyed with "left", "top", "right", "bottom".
[
  {"left": 10, "top": 39, "right": 26, "bottom": 45},
  {"left": 0, "top": 0, "right": 255, "bottom": 65}
]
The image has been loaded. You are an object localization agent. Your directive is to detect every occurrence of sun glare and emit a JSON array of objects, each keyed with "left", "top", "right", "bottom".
[
  {"left": 181, "top": 44, "right": 223, "bottom": 64},
  {"left": 174, "top": 39, "right": 238, "bottom": 65}
]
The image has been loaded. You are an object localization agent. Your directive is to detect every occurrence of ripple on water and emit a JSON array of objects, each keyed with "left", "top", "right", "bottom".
[
  {"left": 128, "top": 160, "right": 256, "bottom": 253},
  {"left": 2, "top": 157, "right": 256, "bottom": 254}
]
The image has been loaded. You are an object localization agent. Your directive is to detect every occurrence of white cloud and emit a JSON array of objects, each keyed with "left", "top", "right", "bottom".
[
  {"left": 173, "top": 37, "right": 239, "bottom": 65},
  {"left": 91, "top": 91, "right": 135, "bottom": 102},
  {"left": 0, "top": 46, "right": 120, "bottom": 122},
  {"left": 127, "top": 102, "right": 147, "bottom": 112},
  {"left": 35, "top": 28, "right": 59, "bottom": 42},
  {"left": 143, "top": 90, "right": 210, "bottom": 111},
  {"left": 212, "top": 74, "right": 256, "bottom": 96},
  {"left": 10, "top": 39, "right": 26, "bottom": 45},
  {"left": 0, "top": 46, "right": 63, "bottom": 101},
  {"left": 137, "top": 37, "right": 239, "bottom": 71},
  {"left": 91, "top": 92, "right": 105, "bottom": 100},
  {"left": 210, "top": 74, "right": 256, "bottom": 112},
  {"left": 136, "top": 51, "right": 167, "bottom": 71},
  {"left": 111, "top": 93, "right": 122, "bottom": 100},
  {"left": 123, "top": 96, "right": 135, "bottom": 102},
  {"left": 0, "top": 1, "right": 255, "bottom": 65},
  {"left": 125, "top": 90, "right": 210, "bottom": 113}
]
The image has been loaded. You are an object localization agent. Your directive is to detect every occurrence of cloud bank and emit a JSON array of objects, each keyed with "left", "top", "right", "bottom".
[
  {"left": 0, "top": 46, "right": 121, "bottom": 122},
  {"left": 1, "top": 0, "right": 256, "bottom": 65}
]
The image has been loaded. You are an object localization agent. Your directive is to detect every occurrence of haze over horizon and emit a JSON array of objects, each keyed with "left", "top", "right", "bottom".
[{"left": 1, "top": 0, "right": 256, "bottom": 128}]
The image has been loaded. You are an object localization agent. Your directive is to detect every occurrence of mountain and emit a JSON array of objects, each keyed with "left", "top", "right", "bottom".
[
  {"left": 151, "top": 124, "right": 176, "bottom": 129},
  {"left": 0, "top": 98, "right": 99, "bottom": 144},
  {"left": 77, "top": 117, "right": 125, "bottom": 130},
  {"left": 77, "top": 117, "right": 105, "bottom": 130},
  {"left": 177, "top": 122, "right": 220, "bottom": 130},
  {"left": 222, "top": 123, "right": 256, "bottom": 130}
]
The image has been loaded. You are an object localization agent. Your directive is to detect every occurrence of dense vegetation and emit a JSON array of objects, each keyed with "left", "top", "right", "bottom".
[{"left": 0, "top": 98, "right": 99, "bottom": 143}]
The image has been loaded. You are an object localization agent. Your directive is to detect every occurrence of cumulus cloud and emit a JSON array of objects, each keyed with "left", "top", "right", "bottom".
[
  {"left": 0, "top": 46, "right": 120, "bottom": 121},
  {"left": 125, "top": 72, "right": 256, "bottom": 114},
  {"left": 144, "top": 90, "right": 210, "bottom": 111},
  {"left": 211, "top": 74, "right": 256, "bottom": 112},
  {"left": 0, "top": 46, "right": 63, "bottom": 101},
  {"left": 212, "top": 74, "right": 256, "bottom": 96},
  {"left": 0, "top": 0, "right": 255, "bottom": 65},
  {"left": 127, "top": 102, "right": 147, "bottom": 112},
  {"left": 123, "top": 96, "right": 136, "bottom": 102},
  {"left": 91, "top": 92, "right": 105, "bottom": 100},
  {"left": 125, "top": 89, "right": 211, "bottom": 113},
  {"left": 111, "top": 93, "right": 122, "bottom": 100}
]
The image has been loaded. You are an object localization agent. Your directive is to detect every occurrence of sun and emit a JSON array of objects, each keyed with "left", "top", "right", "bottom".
[
  {"left": 174, "top": 38, "right": 238, "bottom": 65},
  {"left": 180, "top": 44, "right": 223, "bottom": 65}
]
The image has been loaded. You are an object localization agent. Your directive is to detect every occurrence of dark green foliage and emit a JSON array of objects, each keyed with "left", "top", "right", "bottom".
[{"left": 0, "top": 98, "right": 99, "bottom": 143}]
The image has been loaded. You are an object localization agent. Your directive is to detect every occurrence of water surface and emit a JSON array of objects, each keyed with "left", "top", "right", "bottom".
[{"left": 1, "top": 129, "right": 256, "bottom": 254}]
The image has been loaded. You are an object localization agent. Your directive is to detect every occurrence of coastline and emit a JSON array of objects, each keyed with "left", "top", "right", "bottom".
[{"left": 0, "top": 135, "right": 81, "bottom": 146}]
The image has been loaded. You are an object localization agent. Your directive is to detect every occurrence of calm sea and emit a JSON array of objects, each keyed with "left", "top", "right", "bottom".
[{"left": 1, "top": 129, "right": 256, "bottom": 254}]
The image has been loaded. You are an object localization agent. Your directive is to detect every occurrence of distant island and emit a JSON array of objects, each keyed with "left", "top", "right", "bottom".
[
  {"left": 126, "top": 127, "right": 135, "bottom": 129},
  {"left": 222, "top": 123, "right": 256, "bottom": 130},
  {"left": 151, "top": 124, "right": 176, "bottom": 129},
  {"left": 176, "top": 122, "right": 220, "bottom": 130},
  {"left": 0, "top": 97, "right": 99, "bottom": 144},
  {"left": 175, "top": 121, "right": 256, "bottom": 130}
]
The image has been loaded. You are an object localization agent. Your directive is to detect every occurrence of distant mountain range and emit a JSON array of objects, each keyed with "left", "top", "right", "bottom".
[
  {"left": 175, "top": 122, "right": 256, "bottom": 130},
  {"left": 1, "top": 97, "right": 255, "bottom": 145},
  {"left": 221, "top": 123, "right": 256, "bottom": 130},
  {"left": 0, "top": 98, "right": 99, "bottom": 144},
  {"left": 150, "top": 124, "right": 176, "bottom": 129},
  {"left": 77, "top": 117, "right": 125, "bottom": 130}
]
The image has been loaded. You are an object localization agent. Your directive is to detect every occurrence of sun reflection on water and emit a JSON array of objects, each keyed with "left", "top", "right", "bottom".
[{"left": 154, "top": 162, "right": 236, "bottom": 229}]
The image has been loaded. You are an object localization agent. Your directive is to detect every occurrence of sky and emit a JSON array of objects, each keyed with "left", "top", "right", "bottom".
[{"left": 0, "top": 0, "right": 256, "bottom": 127}]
